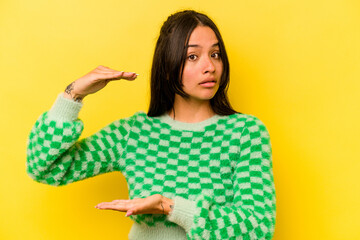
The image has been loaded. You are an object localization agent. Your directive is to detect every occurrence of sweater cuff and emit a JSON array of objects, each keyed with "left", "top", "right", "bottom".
[
  {"left": 166, "top": 196, "right": 196, "bottom": 233},
  {"left": 47, "top": 93, "right": 83, "bottom": 121}
]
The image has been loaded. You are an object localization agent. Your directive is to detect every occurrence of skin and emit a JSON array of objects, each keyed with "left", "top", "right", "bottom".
[
  {"left": 65, "top": 26, "right": 222, "bottom": 217},
  {"left": 169, "top": 26, "right": 223, "bottom": 123},
  {"left": 63, "top": 65, "right": 138, "bottom": 101}
]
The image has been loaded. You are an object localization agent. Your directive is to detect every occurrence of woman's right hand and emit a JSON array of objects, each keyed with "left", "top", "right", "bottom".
[{"left": 64, "top": 65, "right": 138, "bottom": 101}]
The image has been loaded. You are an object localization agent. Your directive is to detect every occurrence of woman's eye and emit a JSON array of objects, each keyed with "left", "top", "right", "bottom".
[
  {"left": 212, "top": 52, "right": 221, "bottom": 59},
  {"left": 188, "top": 54, "right": 197, "bottom": 61}
]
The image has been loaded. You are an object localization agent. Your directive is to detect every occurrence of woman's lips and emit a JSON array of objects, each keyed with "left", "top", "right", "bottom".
[{"left": 199, "top": 81, "right": 216, "bottom": 87}]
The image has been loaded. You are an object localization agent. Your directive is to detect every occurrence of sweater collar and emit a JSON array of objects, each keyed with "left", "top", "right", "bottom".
[{"left": 155, "top": 113, "right": 222, "bottom": 131}]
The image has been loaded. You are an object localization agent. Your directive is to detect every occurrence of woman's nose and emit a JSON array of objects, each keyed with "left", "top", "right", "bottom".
[{"left": 203, "top": 57, "right": 215, "bottom": 74}]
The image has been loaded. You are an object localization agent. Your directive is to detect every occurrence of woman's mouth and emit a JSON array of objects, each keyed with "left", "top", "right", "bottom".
[{"left": 199, "top": 81, "right": 216, "bottom": 87}]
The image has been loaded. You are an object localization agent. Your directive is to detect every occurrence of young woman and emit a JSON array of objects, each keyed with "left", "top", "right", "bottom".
[{"left": 27, "top": 10, "right": 276, "bottom": 240}]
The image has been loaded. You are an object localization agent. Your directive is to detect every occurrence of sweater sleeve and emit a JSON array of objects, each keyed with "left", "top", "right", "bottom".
[
  {"left": 167, "top": 116, "right": 276, "bottom": 240},
  {"left": 26, "top": 93, "right": 134, "bottom": 186}
]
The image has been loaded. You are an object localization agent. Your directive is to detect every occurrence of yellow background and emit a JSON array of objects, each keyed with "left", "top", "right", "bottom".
[{"left": 1, "top": 0, "right": 359, "bottom": 239}]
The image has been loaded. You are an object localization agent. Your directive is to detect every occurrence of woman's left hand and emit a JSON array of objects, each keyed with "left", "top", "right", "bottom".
[{"left": 95, "top": 194, "right": 174, "bottom": 217}]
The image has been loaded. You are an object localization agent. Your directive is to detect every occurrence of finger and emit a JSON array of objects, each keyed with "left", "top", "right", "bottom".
[
  {"left": 95, "top": 66, "right": 136, "bottom": 78},
  {"left": 125, "top": 206, "right": 139, "bottom": 216},
  {"left": 95, "top": 201, "right": 111, "bottom": 208},
  {"left": 97, "top": 206, "right": 125, "bottom": 211},
  {"left": 125, "top": 210, "right": 134, "bottom": 217},
  {"left": 95, "top": 199, "right": 134, "bottom": 210},
  {"left": 121, "top": 72, "right": 138, "bottom": 81},
  {"left": 99, "top": 71, "right": 138, "bottom": 81},
  {"left": 96, "top": 203, "right": 127, "bottom": 211},
  {"left": 95, "top": 71, "right": 125, "bottom": 80}
]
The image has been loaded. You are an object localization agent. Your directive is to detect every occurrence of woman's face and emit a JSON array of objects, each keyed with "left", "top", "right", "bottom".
[{"left": 181, "top": 26, "right": 223, "bottom": 102}]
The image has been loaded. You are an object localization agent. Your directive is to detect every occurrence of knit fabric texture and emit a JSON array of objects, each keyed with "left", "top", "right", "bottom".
[{"left": 26, "top": 93, "right": 276, "bottom": 240}]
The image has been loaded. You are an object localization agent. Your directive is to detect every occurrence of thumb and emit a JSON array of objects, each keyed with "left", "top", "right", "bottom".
[{"left": 125, "top": 209, "right": 134, "bottom": 217}]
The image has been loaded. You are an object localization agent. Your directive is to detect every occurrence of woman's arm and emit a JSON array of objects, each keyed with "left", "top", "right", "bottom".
[
  {"left": 26, "top": 94, "right": 137, "bottom": 186},
  {"left": 26, "top": 66, "right": 139, "bottom": 186},
  {"left": 166, "top": 116, "right": 276, "bottom": 240}
]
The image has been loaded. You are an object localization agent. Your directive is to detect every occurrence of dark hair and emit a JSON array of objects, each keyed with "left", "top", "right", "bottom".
[{"left": 147, "top": 10, "right": 238, "bottom": 117}]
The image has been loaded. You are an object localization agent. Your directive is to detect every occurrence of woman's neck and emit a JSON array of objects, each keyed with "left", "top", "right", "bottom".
[{"left": 168, "top": 95, "right": 216, "bottom": 123}]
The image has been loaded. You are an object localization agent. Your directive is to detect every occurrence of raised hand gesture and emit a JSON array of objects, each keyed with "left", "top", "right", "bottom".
[
  {"left": 64, "top": 65, "right": 138, "bottom": 101},
  {"left": 95, "top": 194, "right": 174, "bottom": 217}
]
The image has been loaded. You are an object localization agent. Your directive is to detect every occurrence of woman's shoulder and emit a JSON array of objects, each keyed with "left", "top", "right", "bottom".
[
  {"left": 222, "top": 112, "right": 262, "bottom": 124},
  {"left": 103, "top": 111, "right": 146, "bottom": 129},
  {"left": 121, "top": 110, "right": 157, "bottom": 126},
  {"left": 114, "top": 111, "right": 147, "bottom": 121},
  {"left": 224, "top": 112, "right": 270, "bottom": 133}
]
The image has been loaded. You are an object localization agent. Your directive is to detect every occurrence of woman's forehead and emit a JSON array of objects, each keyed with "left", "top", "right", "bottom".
[{"left": 187, "top": 26, "right": 219, "bottom": 48}]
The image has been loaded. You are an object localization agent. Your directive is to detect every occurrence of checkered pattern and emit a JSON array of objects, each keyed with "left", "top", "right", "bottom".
[
  {"left": 27, "top": 106, "right": 276, "bottom": 239},
  {"left": 27, "top": 112, "right": 133, "bottom": 185},
  {"left": 186, "top": 117, "right": 276, "bottom": 239}
]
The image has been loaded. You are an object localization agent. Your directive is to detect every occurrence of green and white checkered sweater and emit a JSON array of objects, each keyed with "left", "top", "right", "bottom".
[{"left": 27, "top": 93, "right": 276, "bottom": 240}]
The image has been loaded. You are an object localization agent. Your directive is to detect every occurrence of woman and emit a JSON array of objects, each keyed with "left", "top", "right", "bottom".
[{"left": 27, "top": 10, "right": 276, "bottom": 240}]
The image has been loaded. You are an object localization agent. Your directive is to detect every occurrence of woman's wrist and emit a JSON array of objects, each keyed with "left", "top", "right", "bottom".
[{"left": 64, "top": 81, "right": 85, "bottom": 102}]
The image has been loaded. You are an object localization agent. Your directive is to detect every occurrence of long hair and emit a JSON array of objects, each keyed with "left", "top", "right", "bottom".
[{"left": 147, "top": 10, "right": 238, "bottom": 117}]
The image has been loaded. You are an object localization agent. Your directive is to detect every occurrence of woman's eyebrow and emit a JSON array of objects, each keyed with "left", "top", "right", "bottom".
[{"left": 186, "top": 42, "right": 219, "bottom": 48}]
